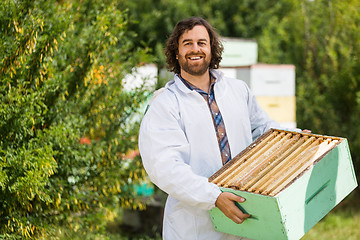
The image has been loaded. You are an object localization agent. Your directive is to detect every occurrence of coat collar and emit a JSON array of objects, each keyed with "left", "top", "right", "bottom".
[{"left": 170, "top": 69, "right": 224, "bottom": 94}]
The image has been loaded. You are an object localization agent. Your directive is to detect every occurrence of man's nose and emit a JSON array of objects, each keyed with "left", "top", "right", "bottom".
[{"left": 191, "top": 43, "right": 201, "bottom": 51}]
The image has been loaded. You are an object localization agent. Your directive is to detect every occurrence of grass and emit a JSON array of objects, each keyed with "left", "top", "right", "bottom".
[{"left": 302, "top": 189, "right": 360, "bottom": 240}]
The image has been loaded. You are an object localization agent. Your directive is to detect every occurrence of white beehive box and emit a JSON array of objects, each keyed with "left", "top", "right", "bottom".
[
  {"left": 236, "top": 64, "right": 296, "bottom": 96},
  {"left": 235, "top": 64, "right": 296, "bottom": 127}
]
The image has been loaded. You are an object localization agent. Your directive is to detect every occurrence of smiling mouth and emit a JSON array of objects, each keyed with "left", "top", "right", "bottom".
[{"left": 188, "top": 56, "right": 203, "bottom": 60}]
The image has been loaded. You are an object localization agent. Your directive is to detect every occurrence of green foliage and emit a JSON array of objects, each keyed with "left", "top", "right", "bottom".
[
  {"left": 121, "top": 0, "right": 297, "bottom": 64},
  {"left": 0, "top": 0, "right": 151, "bottom": 238},
  {"left": 257, "top": 0, "right": 360, "bottom": 178}
]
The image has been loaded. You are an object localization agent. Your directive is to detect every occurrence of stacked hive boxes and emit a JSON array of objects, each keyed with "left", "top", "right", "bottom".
[
  {"left": 237, "top": 64, "right": 296, "bottom": 129},
  {"left": 220, "top": 38, "right": 296, "bottom": 129}
]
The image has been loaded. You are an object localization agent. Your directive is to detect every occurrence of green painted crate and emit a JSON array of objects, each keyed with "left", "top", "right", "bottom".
[{"left": 209, "top": 129, "right": 358, "bottom": 240}]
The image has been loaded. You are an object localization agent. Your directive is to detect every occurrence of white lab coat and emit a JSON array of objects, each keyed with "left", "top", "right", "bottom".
[{"left": 138, "top": 70, "right": 280, "bottom": 240}]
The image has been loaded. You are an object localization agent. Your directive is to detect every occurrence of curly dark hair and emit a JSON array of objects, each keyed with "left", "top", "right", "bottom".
[{"left": 164, "top": 17, "right": 224, "bottom": 74}]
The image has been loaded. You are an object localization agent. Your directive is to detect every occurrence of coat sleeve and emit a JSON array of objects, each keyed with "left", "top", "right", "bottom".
[
  {"left": 244, "top": 83, "right": 281, "bottom": 140},
  {"left": 138, "top": 91, "right": 221, "bottom": 210}
]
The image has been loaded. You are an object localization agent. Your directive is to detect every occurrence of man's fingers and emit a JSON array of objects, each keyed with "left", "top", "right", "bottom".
[
  {"left": 233, "top": 216, "right": 243, "bottom": 224},
  {"left": 232, "top": 214, "right": 250, "bottom": 224},
  {"left": 228, "top": 199, "right": 251, "bottom": 223},
  {"left": 240, "top": 212, "right": 251, "bottom": 220},
  {"left": 215, "top": 192, "right": 251, "bottom": 224},
  {"left": 227, "top": 193, "right": 245, "bottom": 203},
  {"left": 234, "top": 207, "right": 251, "bottom": 221}
]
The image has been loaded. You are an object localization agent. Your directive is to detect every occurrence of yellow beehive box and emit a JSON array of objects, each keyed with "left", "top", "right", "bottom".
[{"left": 256, "top": 96, "right": 296, "bottom": 123}]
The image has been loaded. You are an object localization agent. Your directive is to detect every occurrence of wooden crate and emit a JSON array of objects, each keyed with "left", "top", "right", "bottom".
[{"left": 209, "top": 129, "right": 358, "bottom": 240}]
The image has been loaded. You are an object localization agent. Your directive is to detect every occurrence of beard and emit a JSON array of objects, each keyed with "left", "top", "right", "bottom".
[{"left": 178, "top": 52, "right": 211, "bottom": 76}]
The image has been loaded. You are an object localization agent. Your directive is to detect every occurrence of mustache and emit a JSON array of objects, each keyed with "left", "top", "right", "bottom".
[{"left": 185, "top": 51, "right": 205, "bottom": 58}]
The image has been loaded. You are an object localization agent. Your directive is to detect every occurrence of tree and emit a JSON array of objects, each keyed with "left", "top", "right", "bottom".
[
  {"left": 0, "top": 0, "right": 151, "bottom": 238},
  {"left": 258, "top": 0, "right": 360, "bottom": 178}
]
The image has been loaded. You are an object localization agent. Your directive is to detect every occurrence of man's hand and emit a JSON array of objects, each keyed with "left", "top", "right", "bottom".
[{"left": 215, "top": 192, "right": 251, "bottom": 224}]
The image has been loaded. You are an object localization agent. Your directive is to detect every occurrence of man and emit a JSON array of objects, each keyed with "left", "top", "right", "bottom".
[{"left": 138, "top": 17, "right": 280, "bottom": 240}]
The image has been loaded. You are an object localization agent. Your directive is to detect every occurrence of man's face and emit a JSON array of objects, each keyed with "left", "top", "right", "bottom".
[{"left": 177, "top": 25, "right": 212, "bottom": 77}]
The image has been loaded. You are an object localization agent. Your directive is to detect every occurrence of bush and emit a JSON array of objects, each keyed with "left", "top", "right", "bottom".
[{"left": 0, "top": 0, "right": 151, "bottom": 238}]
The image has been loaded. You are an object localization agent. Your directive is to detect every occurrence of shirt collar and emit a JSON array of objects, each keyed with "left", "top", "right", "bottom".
[{"left": 178, "top": 71, "right": 217, "bottom": 94}]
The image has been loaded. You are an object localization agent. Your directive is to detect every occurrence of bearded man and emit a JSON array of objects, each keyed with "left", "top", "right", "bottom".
[{"left": 139, "top": 17, "right": 280, "bottom": 240}]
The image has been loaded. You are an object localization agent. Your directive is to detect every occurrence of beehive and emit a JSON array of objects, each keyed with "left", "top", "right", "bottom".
[
  {"left": 235, "top": 64, "right": 297, "bottom": 128},
  {"left": 209, "top": 129, "right": 358, "bottom": 240},
  {"left": 256, "top": 96, "right": 296, "bottom": 123}
]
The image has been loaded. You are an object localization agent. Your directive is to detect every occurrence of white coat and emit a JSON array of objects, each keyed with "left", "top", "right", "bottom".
[{"left": 138, "top": 70, "right": 280, "bottom": 240}]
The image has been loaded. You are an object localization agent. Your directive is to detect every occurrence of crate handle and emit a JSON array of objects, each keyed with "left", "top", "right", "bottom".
[
  {"left": 265, "top": 80, "right": 281, "bottom": 84},
  {"left": 268, "top": 104, "right": 279, "bottom": 108},
  {"left": 305, "top": 180, "right": 330, "bottom": 205},
  {"left": 235, "top": 202, "right": 258, "bottom": 220}
]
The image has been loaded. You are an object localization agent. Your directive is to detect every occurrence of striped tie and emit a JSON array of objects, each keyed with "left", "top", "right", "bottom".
[
  {"left": 208, "top": 86, "right": 231, "bottom": 165},
  {"left": 179, "top": 74, "right": 232, "bottom": 165}
]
